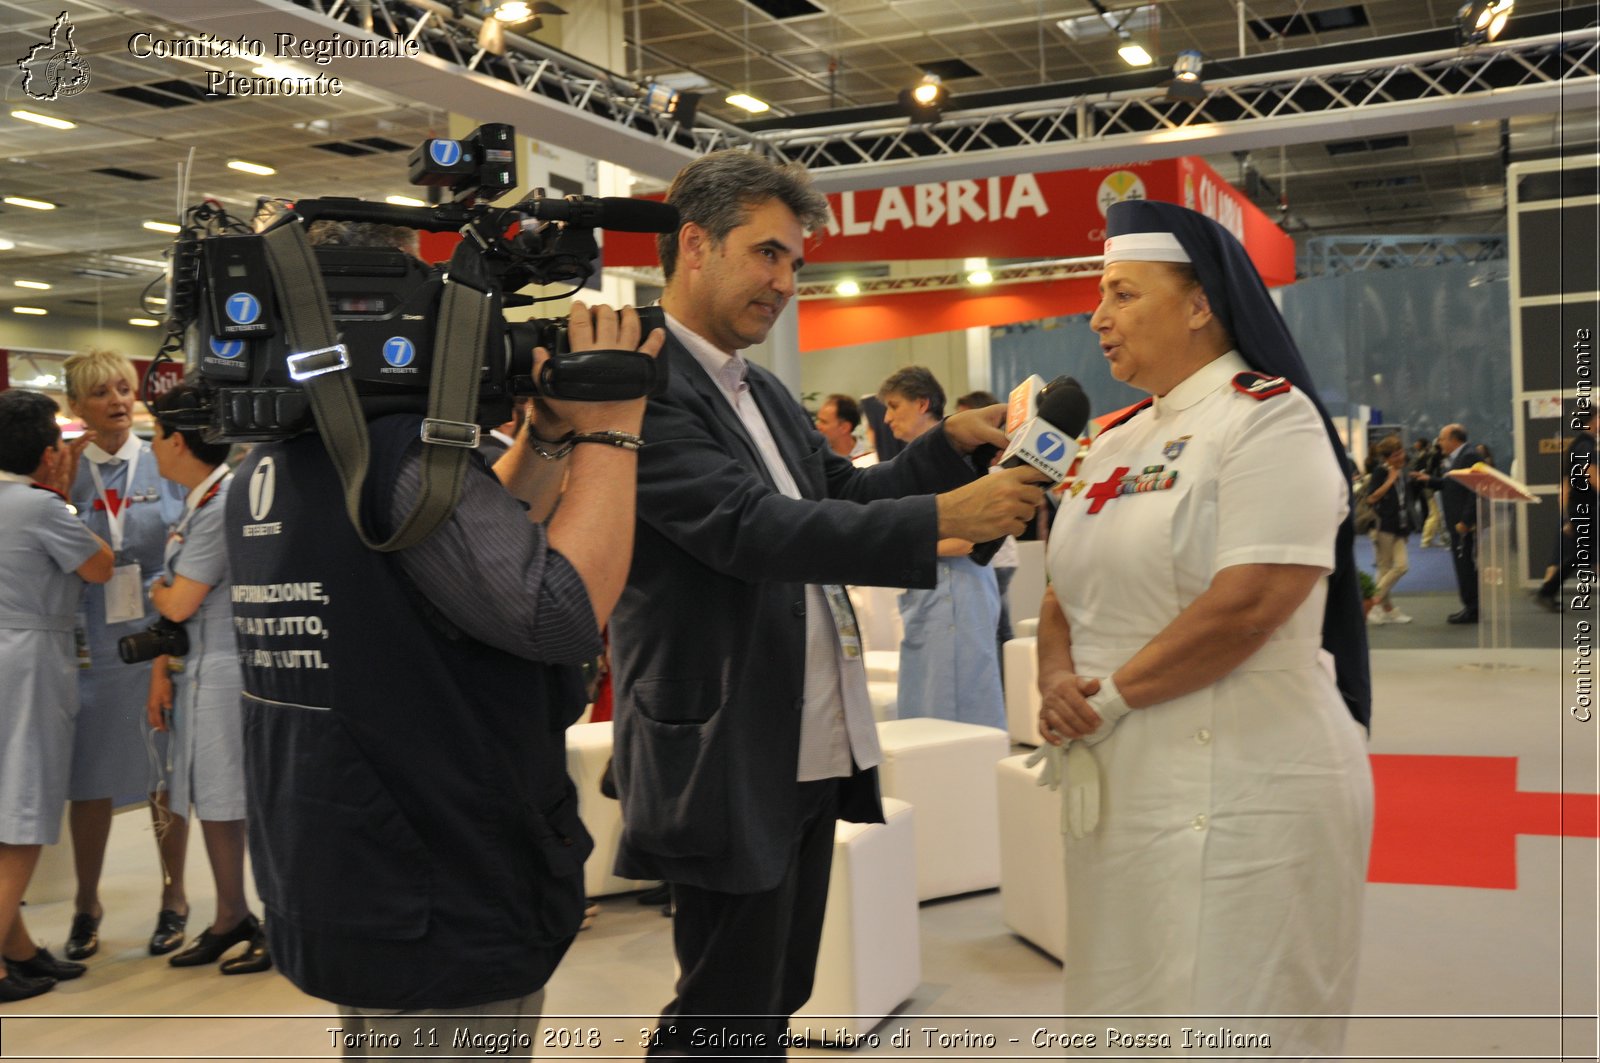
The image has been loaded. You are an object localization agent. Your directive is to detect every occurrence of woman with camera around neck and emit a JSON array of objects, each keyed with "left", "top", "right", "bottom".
[
  {"left": 60, "top": 350, "right": 190, "bottom": 963},
  {"left": 145, "top": 383, "right": 267, "bottom": 975},
  {"left": 0, "top": 390, "right": 114, "bottom": 1002}
]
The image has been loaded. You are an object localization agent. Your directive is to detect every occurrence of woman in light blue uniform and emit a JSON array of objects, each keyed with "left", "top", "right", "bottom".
[
  {"left": 0, "top": 390, "right": 114, "bottom": 1002},
  {"left": 60, "top": 350, "right": 190, "bottom": 960},
  {"left": 146, "top": 383, "right": 265, "bottom": 973},
  {"left": 878, "top": 367, "right": 1006, "bottom": 731}
]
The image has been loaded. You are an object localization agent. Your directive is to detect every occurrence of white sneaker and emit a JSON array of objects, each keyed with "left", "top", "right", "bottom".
[
  {"left": 1367, "top": 609, "right": 1389, "bottom": 625},
  {"left": 1385, "top": 608, "right": 1413, "bottom": 624}
]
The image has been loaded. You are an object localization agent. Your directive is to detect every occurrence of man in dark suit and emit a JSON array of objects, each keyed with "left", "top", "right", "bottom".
[
  {"left": 1415, "top": 422, "right": 1479, "bottom": 623},
  {"left": 606, "top": 151, "right": 1045, "bottom": 1056}
]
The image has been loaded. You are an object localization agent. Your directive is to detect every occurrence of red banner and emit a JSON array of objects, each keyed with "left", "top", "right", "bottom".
[{"left": 603, "top": 156, "right": 1294, "bottom": 287}]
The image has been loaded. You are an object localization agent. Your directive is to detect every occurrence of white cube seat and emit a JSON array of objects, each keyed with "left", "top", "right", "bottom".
[
  {"left": 794, "top": 798, "right": 919, "bottom": 1037},
  {"left": 863, "top": 649, "right": 900, "bottom": 684},
  {"left": 1012, "top": 616, "right": 1039, "bottom": 638},
  {"left": 874, "top": 717, "right": 1008, "bottom": 900},
  {"left": 996, "top": 753, "right": 1066, "bottom": 961},
  {"left": 565, "top": 721, "right": 652, "bottom": 898},
  {"left": 1003, "top": 636, "right": 1043, "bottom": 746},
  {"left": 866, "top": 680, "right": 898, "bottom": 722}
]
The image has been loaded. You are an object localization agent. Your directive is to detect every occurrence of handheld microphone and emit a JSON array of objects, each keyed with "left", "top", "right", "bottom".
[{"left": 969, "top": 374, "right": 1090, "bottom": 566}]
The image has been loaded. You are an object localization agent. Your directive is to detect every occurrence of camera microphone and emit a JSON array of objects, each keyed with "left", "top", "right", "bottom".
[
  {"left": 521, "top": 196, "right": 680, "bottom": 234},
  {"left": 969, "top": 374, "right": 1091, "bottom": 566}
]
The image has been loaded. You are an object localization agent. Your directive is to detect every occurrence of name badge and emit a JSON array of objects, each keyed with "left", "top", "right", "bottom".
[
  {"left": 104, "top": 564, "right": 147, "bottom": 626},
  {"left": 821, "top": 584, "right": 863, "bottom": 661}
]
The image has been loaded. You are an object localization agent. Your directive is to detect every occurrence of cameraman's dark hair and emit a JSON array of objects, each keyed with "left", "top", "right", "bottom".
[
  {"left": 307, "top": 220, "right": 421, "bottom": 258},
  {"left": 154, "top": 382, "right": 233, "bottom": 467},
  {"left": 656, "top": 151, "right": 832, "bottom": 281},
  {"left": 0, "top": 390, "right": 62, "bottom": 475},
  {"left": 956, "top": 389, "right": 1000, "bottom": 411},
  {"left": 824, "top": 393, "right": 860, "bottom": 429},
  {"left": 878, "top": 366, "right": 946, "bottom": 419}
]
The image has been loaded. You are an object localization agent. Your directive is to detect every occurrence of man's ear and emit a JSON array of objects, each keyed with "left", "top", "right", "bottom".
[{"left": 677, "top": 222, "right": 711, "bottom": 271}]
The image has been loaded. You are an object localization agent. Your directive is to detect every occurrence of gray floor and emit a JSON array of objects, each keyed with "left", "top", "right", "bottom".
[{"left": 2, "top": 591, "right": 1596, "bottom": 1061}]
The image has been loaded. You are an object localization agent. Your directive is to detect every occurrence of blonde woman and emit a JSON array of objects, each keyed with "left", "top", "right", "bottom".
[{"left": 60, "top": 351, "right": 189, "bottom": 960}]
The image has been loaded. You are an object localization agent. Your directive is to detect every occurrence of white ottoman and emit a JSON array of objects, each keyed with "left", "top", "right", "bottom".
[
  {"left": 863, "top": 649, "right": 899, "bottom": 685},
  {"left": 1008, "top": 540, "right": 1047, "bottom": 624},
  {"left": 866, "top": 680, "right": 898, "bottom": 723},
  {"left": 875, "top": 717, "right": 1008, "bottom": 900},
  {"left": 996, "top": 753, "right": 1066, "bottom": 961},
  {"left": 794, "top": 798, "right": 919, "bottom": 1037},
  {"left": 1003, "top": 636, "right": 1043, "bottom": 746},
  {"left": 565, "top": 721, "right": 652, "bottom": 898},
  {"left": 848, "top": 585, "right": 904, "bottom": 653},
  {"left": 1012, "top": 616, "right": 1039, "bottom": 638}
]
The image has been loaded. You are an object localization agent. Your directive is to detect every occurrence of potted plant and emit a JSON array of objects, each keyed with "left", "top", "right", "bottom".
[{"left": 1357, "top": 570, "right": 1378, "bottom": 617}]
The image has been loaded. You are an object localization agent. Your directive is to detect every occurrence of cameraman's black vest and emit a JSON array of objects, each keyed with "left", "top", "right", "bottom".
[{"left": 225, "top": 414, "right": 590, "bottom": 1010}]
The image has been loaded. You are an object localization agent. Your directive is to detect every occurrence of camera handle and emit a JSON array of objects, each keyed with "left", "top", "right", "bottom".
[{"left": 260, "top": 220, "right": 484, "bottom": 552}]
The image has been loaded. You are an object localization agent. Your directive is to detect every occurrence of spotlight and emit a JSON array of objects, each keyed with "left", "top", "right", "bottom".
[
  {"left": 1457, "top": 0, "right": 1513, "bottom": 44},
  {"left": 966, "top": 269, "right": 993, "bottom": 286},
  {"left": 835, "top": 279, "right": 861, "bottom": 297},
  {"left": 1164, "top": 50, "right": 1207, "bottom": 104},
  {"left": 898, "top": 73, "right": 949, "bottom": 123},
  {"left": 644, "top": 83, "right": 702, "bottom": 128}
]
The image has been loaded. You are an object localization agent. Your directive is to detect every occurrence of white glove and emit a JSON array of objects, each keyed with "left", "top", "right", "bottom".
[{"left": 1030, "top": 677, "right": 1132, "bottom": 838}]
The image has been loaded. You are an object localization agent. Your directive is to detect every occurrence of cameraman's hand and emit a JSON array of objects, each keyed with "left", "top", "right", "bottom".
[{"left": 531, "top": 301, "right": 665, "bottom": 439}]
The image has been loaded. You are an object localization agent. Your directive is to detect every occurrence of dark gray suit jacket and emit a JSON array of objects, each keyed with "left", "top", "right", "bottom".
[{"left": 608, "top": 331, "right": 980, "bottom": 893}]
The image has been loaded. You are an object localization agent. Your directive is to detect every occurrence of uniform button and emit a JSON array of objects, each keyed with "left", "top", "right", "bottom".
[
  {"left": 792, "top": 601, "right": 805, "bottom": 617},
  {"left": 1196, "top": 729, "right": 1212, "bottom": 744},
  {"left": 1191, "top": 814, "right": 1208, "bottom": 831}
]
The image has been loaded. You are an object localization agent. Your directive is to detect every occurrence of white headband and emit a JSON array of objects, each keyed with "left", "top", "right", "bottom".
[{"left": 1103, "top": 231, "right": 1191, "bottom": 264}]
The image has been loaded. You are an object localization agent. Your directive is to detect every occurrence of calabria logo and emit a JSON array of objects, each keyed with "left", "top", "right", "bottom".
[
  {"left": 249, "top": 458, "right": 276, "bottom": 521},
  {"left": 1037, "top": 432, "right": 1068, "bottom": 462},
  {"left": 17, "top": 11, "right": 91, "bottom": 102},
  {"left": 383, "top": 337, "right": 416, "bottom": 368},
  {"left": 429, "top": 140, "right": 462, "bottom": 166}
]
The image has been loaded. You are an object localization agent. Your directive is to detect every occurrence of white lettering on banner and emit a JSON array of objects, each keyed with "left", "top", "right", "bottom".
[
  {"left": 826, "top": 173, "right": 1050, "bottom": 238},
  {"left": 1196, "top": 173, "right": 1245, "bottom": 242}
]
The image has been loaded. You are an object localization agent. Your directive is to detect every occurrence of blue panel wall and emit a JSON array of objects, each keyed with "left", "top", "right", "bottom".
[{"left": 992, "top": 263, "right": 1512, "bottom": 461}]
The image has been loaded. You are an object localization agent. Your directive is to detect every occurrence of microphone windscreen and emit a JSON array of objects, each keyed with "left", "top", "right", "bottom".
[
  {"left": 1036, "top": 375, "right": 1091, "bottom": 438},
  {"left": 597, "top": 197, "right": 681, "bottom": 233}
]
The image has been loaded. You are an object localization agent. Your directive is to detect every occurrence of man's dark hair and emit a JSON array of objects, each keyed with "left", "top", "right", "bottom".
[
  {"left": 878, "top": 366, "right": 946, "bottom": 420},
  {"left": 0, "top": 390, "right": 62, "bottom": 475},
  {"left": 956, "top": 390, "right": 999, "bottom": 411},
  {"left": 656, "top": 151, "right": 832, "bottom": 280},
  {"left": 306, "top": 219, "right": 422, "bottom": 258},
  {"left": 824, "top": 393, "right": 860, "bottom": 429},
  {"left": 154, "top": 382, "right": 233, "bottom": 467}
]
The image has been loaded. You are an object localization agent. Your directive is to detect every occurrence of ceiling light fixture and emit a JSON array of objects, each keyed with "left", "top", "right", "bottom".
[
  {"left": 228, "top": 159, "right": 276, "bottom": 176},
  {"left": 4, "top": 195, "right": 57, "bottom": 211},
  {"left": 966, "top": 268, "right": 993, "bottom": 286},
  {"left": 726, "top": 93, "right": 770, "bottom": 114},
  {"left": 898, "top": 73, "right": 950, "bottom": 123},
  {"left": 11, "top": 109, "right": 76, "bottom": 130},
  {"left": 644, "top": 83, "right": 702, "bottom": 128},
  {"left": 143, "top": 220, "right": 181, "bottom": 234},
  {"left": 1164, "top": 49, "right": 1207, "bottom": 103},
  {"left": 128, "top": 317, "right": 161, "bottom": 327},
  {"left": 494, "top": 0, "right": 533, "bottom": 19},
  {"left": 385, "top": 195, "right": 426, "bottom": 207},
  {"left": 14, "top": 280, "right": 50, "bottom": 290},
  {"left": 13, "top": 306, "right": 47, "bottom": 315},
  {"left": 1117, "top": 37, "right": 1153, "bottom": 66},
  {"left": 835, "top": 279, "right": 861, "bottom": 297},
  {"left": 0, "top": 238, "right": 14, "bottom": 250},
  {"left": 1457, "top": 0, "right": 1514, "bottom": 44}
]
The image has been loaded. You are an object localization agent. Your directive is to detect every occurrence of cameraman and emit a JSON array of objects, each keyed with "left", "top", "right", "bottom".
[{"left": 225, "top": 298, "right": 661, "bottom": 1054}]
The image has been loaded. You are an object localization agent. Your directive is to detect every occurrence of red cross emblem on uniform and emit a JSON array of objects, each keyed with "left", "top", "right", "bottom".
[
  {"left": 92, "top": 488, "right": 125, "bottom": 516},
  {"left": 1084, "top": 467, "right": 1131, "bottom": 514}
]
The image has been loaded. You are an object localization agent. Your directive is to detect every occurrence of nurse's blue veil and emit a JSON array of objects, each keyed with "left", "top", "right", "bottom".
[{"left": 1104, "top": 199, "right": 1371, "bottom": 729}]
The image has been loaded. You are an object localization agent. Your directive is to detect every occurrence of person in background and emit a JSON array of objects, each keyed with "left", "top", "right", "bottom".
[
  {"left": 855, "top": 393, "right": 903, "bottom": 465},
  {"left": 145, "top": 383, "right": 266, "bottom": 974},
  {"left": 1035, "top": 199, "right": 1372, "bottom": 1055},
  {"left": 1364, "top": 435, "right": 1414, "bottom": 625},
  {"left": 60, "top": 350, "right": 189, "bottom": 961},
  {"left": 1413, "top": 423, "right": 1479, "bottom": 623},
  {"left": 814, "top": 394, "right": 863, "bottom": 459},
  {"left": 0, "top": 390, "right": 115, "bottom": 1002}
]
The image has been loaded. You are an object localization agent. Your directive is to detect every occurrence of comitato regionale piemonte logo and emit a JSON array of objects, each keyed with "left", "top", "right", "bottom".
[{"left": 17, "top": 11, "right": 92, "bottom": 101}]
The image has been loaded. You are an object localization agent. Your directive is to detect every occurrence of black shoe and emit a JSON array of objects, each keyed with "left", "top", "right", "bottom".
[
  {"left": 169, "top": 914, "right": 259, "bottom": 968},
  {"left": 1447, "top": 609, "right": 1480, "bottom": 624},
  {"left": 149, "top": 908, "right": 189, "bottom": 956},
  {"left": 6, "top": 947, "right": 86, "bottom": 982},
  {"left": 0, "top": 972, "right": 56, "bottom": 1003},
  {"left": 64, "top": 912, "right": 99, "bottom": 961},
  {"left": 218, "top": 929, "right": 271, "bottom": 975}
]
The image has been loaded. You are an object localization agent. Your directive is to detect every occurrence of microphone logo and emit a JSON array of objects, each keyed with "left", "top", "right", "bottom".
[{"left": 1036, "top": 431, "right": 1069, "bottom": 463}]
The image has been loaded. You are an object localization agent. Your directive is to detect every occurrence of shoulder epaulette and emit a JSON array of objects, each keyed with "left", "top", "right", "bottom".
[
  {"left": 1231, "top": 372, "right": 1293, "bottom": 401},
  {"left": 1100, "top": 398, "right": 1154, "bottom": 433},
  {"left": 27, "top": 482, "right": 66, "bottom": 501}
]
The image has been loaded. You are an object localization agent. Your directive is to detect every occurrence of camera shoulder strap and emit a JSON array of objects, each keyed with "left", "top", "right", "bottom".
[{"left": 260, "top": 222, "right": 477, "bottom": 553}]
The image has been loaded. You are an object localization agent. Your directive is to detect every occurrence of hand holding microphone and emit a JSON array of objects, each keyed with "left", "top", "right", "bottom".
[{"left": 967, "top": 374, "right": 1092, "bottom": 565}]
